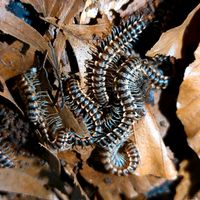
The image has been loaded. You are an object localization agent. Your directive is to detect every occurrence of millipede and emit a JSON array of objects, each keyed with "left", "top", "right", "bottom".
[
  {"left": 19, "top": 67, "right": 41, "bottom": 125},
  {"left": 101, "top": 103, "right": 123, "bottom": 132},
  {"left": 0, "top": 142, "right": 15, "bottom": 168},
  {"left": 19, "top": 67, "right": 52, "bottom": 143},
  {"left": 85, "top": 12, "right": 153, "bottom": 106},
  {"left": 19, "top": 67, "right": 99, "bottom": 150},
  {"left": 101, "top": 140, "right": 140, "bottom": 176},
  {"left": 12, "top": 9, "right": 175, "bottom": 176},
  {"left": 96, "top": 57, "right": 146, "bottom": 151},
  {"left": 64, "top": 77, "right": 103, "bottom": 137},
  {"left": 141, "top": 54, "right": 172, "bottom": 89}
]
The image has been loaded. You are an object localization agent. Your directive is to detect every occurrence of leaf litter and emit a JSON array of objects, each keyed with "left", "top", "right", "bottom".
[{"left": 0, "top": 0, "right": 199, "bottom": 199}]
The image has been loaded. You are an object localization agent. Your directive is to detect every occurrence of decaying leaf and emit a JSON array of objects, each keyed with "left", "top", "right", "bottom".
[
  {"left": 58, "top": 150, "right": 91, "bottom": 200},
  {"left": 80, "top": 163, "right": 138, "bottom": 200},
  {"left": 0, "top": 168, "right": 56, "bottom": 199},
  {"left": 174, "top": 159, "right": 200, "bottom": 200},
  {"left": 0, "top": 75, "right": 22, "bottom": 113},
  {"left": 0, "top": 41, "right": 34, "bottom": 80},
  {"left": 21, "top": 0, "right": 84, "bottom": 24},
  {"left": 20, "top": 0, "right": 49, "bottom": 16},
  {"left": 146, "top": 4, "right": 200, "bottom": 58},
  {"left": 119, "top": 0, "right": 150, "bottom": 17},
  {"left": 80, "top": 0, "right": 130, "bottom": 23},
  {"left": 133, "top": 105, "right": 177, "bottom": 179},
  {"left": 176, "top": 43, "right": 200, "bottom": 156},
  {"left": 44, "top": 16, "right": 111, "bottom": 42},
  {"left": 80, "top": 0, "right": 99, "bottom": 24},
  {"left": 0, "top": 4, "right": 55, "bottom": 67}
]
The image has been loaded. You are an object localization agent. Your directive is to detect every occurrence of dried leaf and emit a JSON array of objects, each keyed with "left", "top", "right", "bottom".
[
  {"left": 176, "top": 43, "right": 200, "bottom": 156},
  {"left": 130, "top": 175, "right": 166, "bottom": 194},
  {"left": 37, "top": 143, "right": 61, "bottom": 175},
  {"left": 57, "top": 150, "right": 81, "bottom": 186},
  {"left": 22, "top": 0, "right": 84, "bottom": 24},
  {"left": 0, "top": 4, "right": 55, "bottom": 66},
  {"left": 0, "top": 168, "right": 56, "bottom": 199},
  {"left": 45, "top": 0, "right": 83, "bottom": 24},
  {"left": 53, "top": 31, "right": 67, "bottom": 65},
  {"left": 80, "top": 163, "right": 138, "bottom": 200},
  {"left": 66, "top": 36, "right": 92, "bottom": 86},
  {"left": 80, "top": 0, "right": 99, "bottom": 24},
  {"left": 80, "top": 0, "right": 130, "bottom": 23},
  {"left": 44, "top": 17, "right": 111, "bottom": 41},
  {"left": 58, "top": 151, "right": 90, "bottom": 200},
  {"left": 65, "top": 23, "right": 111, "bottom": 42},
  {"left": 21, "top": 0, "right": 48, "bottom": 15},
  {"left": 134, "top": 105, "right": 177, "bottom": 179},
  {"left": 146, "top": 4, "right": 200, "bottom": 58},
  {"left": 0, "top": 41, "right": 34, "bottom": 80},
  {"left": 119, "top": 0, "right": 149, "bottom": 17},
  {"left": 13, "top": 150, "right": 70, "bottom": 198},
  {"left": 0, "top": 76, "right": 23, "bottom": 113},
  {"left": 174, "top": 160, "right": 200, "bottom": 200}
]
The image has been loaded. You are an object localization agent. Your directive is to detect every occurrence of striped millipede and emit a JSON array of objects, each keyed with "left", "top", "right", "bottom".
[
  {"left": 19, "top": 67, "right": 74, "bottom": 149},
  {"left": 102, "top": 103, "right": 123, "bottom": 132},
  {"left": 0, "top": 142, "right": 15, "bottom": 168},
  {"left": 97, "top": 55, "right": 172, "bottom": 175},
  {"left": 85, "top": 12, "right": 153, "bottom": 106},
  {"left": 97, "top": 58, "right": 146, "bottom": 151},
  {"left": 19, "top": 67, "right": 41, "bottom": 125},
  {"left": 101, "top": 140, "right": 140, "bottom": 176},
  {"left": 64, "top": 77, "right": 103, "bottom": 137},
  {"left": 95, "top": 58, "right": 147, "bottom": 175},
  {"left": 142, "top": 54, "right": 171, "bottom": 89},
  {"left": 19, "top": 67, "right": 99, "bottom": 149},
  {"left": 19, "top": 67, "right": 53, "bottom": 143}
]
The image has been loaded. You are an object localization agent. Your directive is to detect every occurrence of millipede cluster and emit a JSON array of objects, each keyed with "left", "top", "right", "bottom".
[{"left": 2, "top": 11, "right": 174, "bottom": 176}]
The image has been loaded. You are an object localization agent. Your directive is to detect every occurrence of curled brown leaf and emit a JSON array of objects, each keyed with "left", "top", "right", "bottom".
[
  {"left": 146, "top": 4, "right": 200, "bottom": 59},
  {"left": 177, "top": 43, "right": 200, "bottom": 156},
  {"left": 133, "top": 105, "right": 177, "bottom": 179},
  {"left": 174, "top": 160, "right": 200, "bottom": 200}
]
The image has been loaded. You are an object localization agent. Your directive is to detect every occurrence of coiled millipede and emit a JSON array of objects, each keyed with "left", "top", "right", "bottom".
[
  {"left": 97, "top": 58, "right": 146, "bottom": 150},
  {"left": 101, "top": 140, "right": 140, "bottom": 176},
  {"left": 85, "top": 12, "right": 153, "bottom": 107}
]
